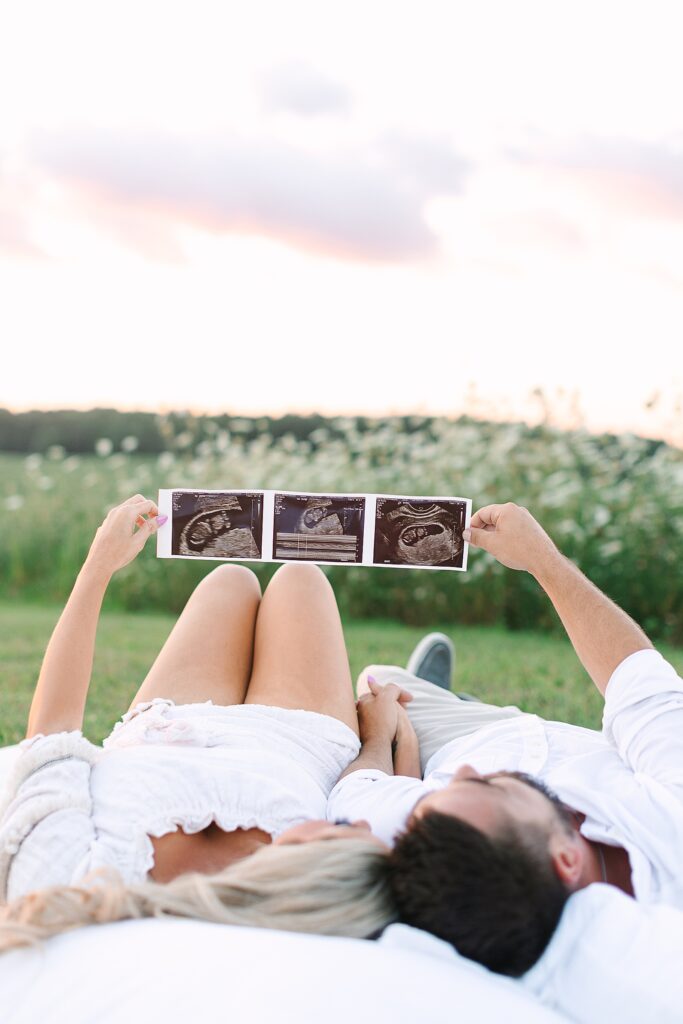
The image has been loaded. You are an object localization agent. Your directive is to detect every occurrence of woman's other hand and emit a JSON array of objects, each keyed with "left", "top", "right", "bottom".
[{"left": 85, "top": 494, "right": 166, "bottom": 579}]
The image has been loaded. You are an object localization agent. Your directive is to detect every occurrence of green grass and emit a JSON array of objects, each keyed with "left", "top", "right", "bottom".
[{"left": 2, "top": 602, "right": 683, "bottom": 747}]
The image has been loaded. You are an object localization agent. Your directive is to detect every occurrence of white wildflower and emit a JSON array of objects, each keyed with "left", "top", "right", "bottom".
[
  {"left": 47, "top": 445, "right": 66, "bottom": 461},
  {"left": 95, "top": 438, "right": 114, "bottom": 457},
  {"left": 174, "top": 431, "right": 193, "bottom": 450},
  {"left": 593, "top": 505, "right": 611, "bottom": 529},
  {"left": 4, "top": 494, "right": 24, "bottom": 511},
  {"left": 121, "top": 435, "right": 139, "bottom": 453}
]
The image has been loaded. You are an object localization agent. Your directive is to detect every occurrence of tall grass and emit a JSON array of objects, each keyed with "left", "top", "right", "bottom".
[{"left": 1, "top": 416, "right": 682, "bottom": 640}]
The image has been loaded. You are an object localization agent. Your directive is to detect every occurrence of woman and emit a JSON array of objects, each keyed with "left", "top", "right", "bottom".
[{"left": 0, "top": 493, "right": 390, "bottom": 900}]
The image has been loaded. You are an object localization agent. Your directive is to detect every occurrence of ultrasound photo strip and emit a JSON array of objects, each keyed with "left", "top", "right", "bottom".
[{"left": 157, "top": 490, "right": 472, "bottom": 571}]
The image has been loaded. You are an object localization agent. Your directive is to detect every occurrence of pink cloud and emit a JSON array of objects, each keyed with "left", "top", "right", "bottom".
[
  {"left": 514, "top": 136, "right": 683, "bottom": 221},
  {"left": 30, "top": 129, "right": 471, "bottom": 263}
]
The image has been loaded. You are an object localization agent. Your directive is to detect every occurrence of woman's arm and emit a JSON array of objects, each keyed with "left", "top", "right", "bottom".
[{"left": 26, "top": 494, "right": 163, "bottom": 738}]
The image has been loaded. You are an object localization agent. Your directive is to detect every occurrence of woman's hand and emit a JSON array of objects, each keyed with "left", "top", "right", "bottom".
[
  {"left": 356, "top": 678, "right": 413, "bottom": 745},
  {"left": 85, "top": 494, "right": 165, "bottom": 579}
]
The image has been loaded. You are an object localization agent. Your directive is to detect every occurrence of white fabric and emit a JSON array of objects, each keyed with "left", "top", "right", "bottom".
[
  {"left": 381, "top": 889, "right": 683, "bottom": 1024},
  {"left": 523, "top": 883, "right": 683, "bottom": 1023},
  {"left": 361, "top": 664, "right": 524, "bottom": 770},
  {"left": 329, "top": 649, "right": 683, "bottom": 909},
  {"left": 0, "top": 699, "right": 359, "bottom": 900},
  {"left": 0, "top": 917, "right": 565, "bottom": 1024}
]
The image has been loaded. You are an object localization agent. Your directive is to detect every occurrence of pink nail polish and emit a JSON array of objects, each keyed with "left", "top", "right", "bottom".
[
  {"left": 368, "top": 675, "right": 376, "bottom": 683},
  {"left": 156, "top": 514, "right": 168, "bottom": 526}
]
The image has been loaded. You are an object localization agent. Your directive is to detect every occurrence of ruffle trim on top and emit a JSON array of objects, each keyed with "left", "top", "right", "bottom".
[{"left": 137, "top": 811, "right": 304, "bottom": 878}]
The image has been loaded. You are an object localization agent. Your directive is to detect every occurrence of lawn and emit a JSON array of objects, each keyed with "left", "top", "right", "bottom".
[{"left": 3, "top": 602, "right": 682, "bottom": 747}]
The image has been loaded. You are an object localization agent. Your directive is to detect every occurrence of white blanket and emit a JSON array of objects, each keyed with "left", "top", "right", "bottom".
[{"left": 2, "top": 742, "right": 681, "bottom": 1023}]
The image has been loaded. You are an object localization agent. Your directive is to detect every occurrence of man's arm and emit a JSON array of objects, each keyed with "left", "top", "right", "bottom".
[
  {"left": 464, "top": 503, "right": 653, "bottom": 697},
  {"left": 393, "top": 707, "right": 421, "bottom": 778}
]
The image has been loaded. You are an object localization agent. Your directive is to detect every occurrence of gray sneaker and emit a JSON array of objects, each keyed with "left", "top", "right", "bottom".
[{"left": 406, "top": 632, "right": 455, "bottom": 690}]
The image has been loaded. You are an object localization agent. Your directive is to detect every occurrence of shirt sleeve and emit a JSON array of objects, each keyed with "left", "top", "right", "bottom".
[
  {"left": 0, "top": 731, "right": 101, "bottom": 901},
  {"left": 326, "top": 769, "right": 428, "bottom": 847},
  {"left": 603, "top": 649, "right": 683, "bottom": 786}
]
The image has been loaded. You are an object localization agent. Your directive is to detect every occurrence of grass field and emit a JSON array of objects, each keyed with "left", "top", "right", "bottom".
[{"left": 3, "top": 602, "right": 683, "bottom": 747}]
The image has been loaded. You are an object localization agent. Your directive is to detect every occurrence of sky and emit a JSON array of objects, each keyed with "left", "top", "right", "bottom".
[{"left": 1, "top": 0, "right": 682, "bottom": 444}]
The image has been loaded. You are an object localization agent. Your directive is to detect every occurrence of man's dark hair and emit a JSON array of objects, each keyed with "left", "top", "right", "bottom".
[{"left": 388, "top": 810, "right": 570, "bottom": 976}]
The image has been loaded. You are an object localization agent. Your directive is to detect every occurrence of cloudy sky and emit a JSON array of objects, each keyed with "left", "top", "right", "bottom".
[{"left": 2, "top": 0, "right": 682, "bottom": 442}]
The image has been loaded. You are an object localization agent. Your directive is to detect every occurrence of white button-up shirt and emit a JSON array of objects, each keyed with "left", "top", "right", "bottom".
[{"left": 327, "top": 649, "right": 683, "bottom": 908}]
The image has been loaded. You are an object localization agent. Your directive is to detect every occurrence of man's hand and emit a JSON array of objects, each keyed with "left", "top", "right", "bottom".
[
  {"left": 393, "top": 704, "right": 421, "bottom": 779},
  {"left": 464, "top": 502, "right": 559, "bottom": 578},
  {"left": 356, "top": 679, "right": 413, "bottom": 745},
  {"left": 465, "top": 500, "right": 652, "bottom": 696}
]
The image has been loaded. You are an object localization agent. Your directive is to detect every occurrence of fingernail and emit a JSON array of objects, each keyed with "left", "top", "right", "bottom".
[
  {"left": 156, "top": 514, "right": 168, "bottom": 527},
  {"left": 463, "top": 528, "right": 471, "bottom": 541},
  {"left": 367, "top": 675, "right": 376, "bottom": 683}
]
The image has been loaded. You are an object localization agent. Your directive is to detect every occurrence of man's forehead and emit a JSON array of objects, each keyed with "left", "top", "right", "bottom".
[{"left": 411, "top": 779, "right": 506, "bottom": 831}]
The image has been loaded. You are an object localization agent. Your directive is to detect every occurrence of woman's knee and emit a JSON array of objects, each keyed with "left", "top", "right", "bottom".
[
  {"left": 196, "top": 563, "right": 262, "bottom": 603},
  {"left": 267, "top": 561, "right": 330, "bottom": 593}
]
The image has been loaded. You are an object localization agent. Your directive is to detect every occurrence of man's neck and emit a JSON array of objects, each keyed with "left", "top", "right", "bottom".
[
  {"left": 584, "top": 838, "right": 634, "bottom": 896},
  {"left": 597, "top": 841, "right": 635, "bottom": 896}
]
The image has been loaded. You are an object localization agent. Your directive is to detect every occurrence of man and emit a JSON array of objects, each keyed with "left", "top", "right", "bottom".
[{"left": 327, "top": 502, "right": 683, "bottom": 976}]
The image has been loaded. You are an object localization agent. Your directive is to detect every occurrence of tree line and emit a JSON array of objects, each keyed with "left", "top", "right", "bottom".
[{"left": 0, "top": 408, "right": 388, "bottom": 454}]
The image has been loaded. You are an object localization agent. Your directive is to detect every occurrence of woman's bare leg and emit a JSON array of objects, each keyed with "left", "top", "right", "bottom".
[
  {"left": 244, "top": 563, "right": 359, "bottom": 736},
  {"left": 127, "top": 564, "right": 262, "bottom": 709}
]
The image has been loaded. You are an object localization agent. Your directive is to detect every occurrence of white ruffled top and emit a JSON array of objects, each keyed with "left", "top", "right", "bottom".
[{"left": 0, "top": 699, "right": 360, "bottom": 902}]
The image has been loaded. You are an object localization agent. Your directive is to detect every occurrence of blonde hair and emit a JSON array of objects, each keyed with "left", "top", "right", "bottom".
[{"left": 0, "top": 838, "right": 395, "bottom": 953}]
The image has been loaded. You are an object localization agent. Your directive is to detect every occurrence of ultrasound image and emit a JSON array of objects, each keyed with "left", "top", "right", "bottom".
[
  {"left": 273, "top": 493, "right": 365, "bottom": 563},
  {"left": 373, "top": 498, "right": 466, "bottom": 568},
  {"left": 171, "top": 491, "right": 263, "bottom": 559}
]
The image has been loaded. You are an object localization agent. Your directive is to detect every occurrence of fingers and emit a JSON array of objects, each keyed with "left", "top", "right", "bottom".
[
  {"left": 122, "top": 498, "right": 159, "bottom": 523},
  {"left": 132, "top": 514, "right": 160, "bottom": 552},
  {"left": 469, "top": 504, "right": 505, "bottom": 530},
  {"left": 366, "top": 678, "right": 413, "bottom": 703},
  {"left": 465, "top": 504, "right": 510, "bottom": 550},
  {"left": 119, "top": 494, "right": 159, "bottom": 516},
  {"left": 464, "top": 525, "right": 494, "bottom": 550}
]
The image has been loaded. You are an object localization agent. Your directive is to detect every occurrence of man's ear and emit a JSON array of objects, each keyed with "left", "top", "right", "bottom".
[{"left": 548, "top": 830, "right": 584, "bottom": 889}]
